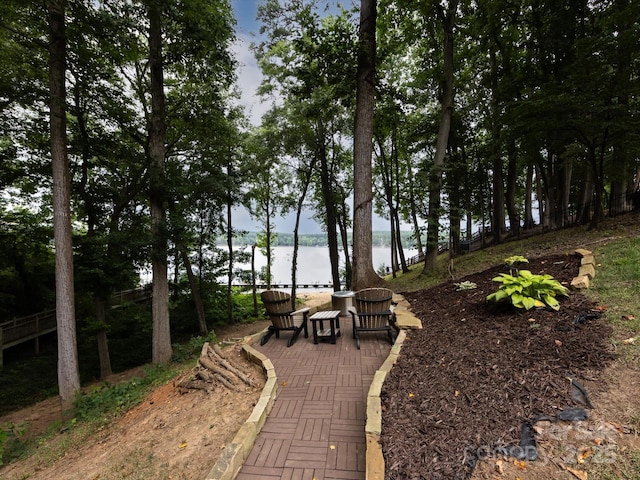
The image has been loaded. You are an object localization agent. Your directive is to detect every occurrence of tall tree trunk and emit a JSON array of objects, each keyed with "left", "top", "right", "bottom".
[
  {"left": 352, "top": 0, "right": 382, "bottom": 291},
  {"left": 291, "top": 162, "right": 314, "bottom": 308},
  {"left": 408, "top": 178, "right": 424, "bottom": 256},
  {"left": 318, "top": 139, "right": 341, "bottom": 290},
  {"left": 423, "top": 1, "right": 457, "bottom": 273},
  {"left": 227, "top": 192, "right": 236, "bottom": 319},
  {"left": 488, "top": 50, "right": 505, "bottom": 245},
  {"left": 148, "top": 1, "right": 172, "bottom": 364},
  {"left": 265, "top": 201, "right": 273, "bottom": 288},
  {"left": 48, "top": 0, "right": 80, "bottom": 413}
]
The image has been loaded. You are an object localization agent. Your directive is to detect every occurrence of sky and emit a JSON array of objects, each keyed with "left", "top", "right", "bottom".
[{"left": 228, "top": 0, "right": 393, "bottom": 234}]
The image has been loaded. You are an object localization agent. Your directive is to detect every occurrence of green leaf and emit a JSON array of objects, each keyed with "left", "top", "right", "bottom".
[{"left": 521, "top": 296, "right": 536, "bottom": 310}]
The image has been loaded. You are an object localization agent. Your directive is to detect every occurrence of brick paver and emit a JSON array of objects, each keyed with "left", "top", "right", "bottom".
[{"left": 237, "top": 313, "right": 392, "bottom": 480}]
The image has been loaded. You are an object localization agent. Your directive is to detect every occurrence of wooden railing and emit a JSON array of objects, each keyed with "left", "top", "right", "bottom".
[{"left": 0, "top": 286, "right": 152, "bottom": 368}]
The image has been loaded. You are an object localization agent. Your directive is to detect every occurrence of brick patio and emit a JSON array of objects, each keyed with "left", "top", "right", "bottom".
[{"left": 236, "top": 313, "right": 392, "bottom": 480}]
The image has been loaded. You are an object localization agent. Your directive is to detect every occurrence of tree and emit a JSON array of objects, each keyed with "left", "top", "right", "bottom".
[
  {"left": 48, "top": 0, "right": 81, "bottom": 412},
  {"left": 255, "top": 1, "right": 357, "bottom": 291},
  {"left": 422, "top": 0, "right": 458, "bottom": 273},
  {"left": 147, "top": 0, "right": 172, "bottom": 364},
  {"left": 352, "top": 0, "right": 382, "bottom": 290}
]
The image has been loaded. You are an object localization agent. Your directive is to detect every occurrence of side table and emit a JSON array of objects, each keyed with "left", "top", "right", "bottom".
[{"left": 310, "top": 310, "right": 341, "bottom": 344}]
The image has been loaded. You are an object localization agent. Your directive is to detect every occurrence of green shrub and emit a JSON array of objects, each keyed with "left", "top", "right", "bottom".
[
  {"left": 486, "top": 269, "right": 569, "bottom": 311},
  {"left": 0, "top": 422, "right": 24, "bottom": 465}
]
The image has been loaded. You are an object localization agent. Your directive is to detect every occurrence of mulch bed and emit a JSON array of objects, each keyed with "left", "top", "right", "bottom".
[{"left": 381, "top": 253, "right": 614, "bottom": 479}]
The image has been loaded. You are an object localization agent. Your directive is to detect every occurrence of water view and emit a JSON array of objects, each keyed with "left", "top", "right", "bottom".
[{"left": 241, "top": 245, "right": 419, "bottom": 287}]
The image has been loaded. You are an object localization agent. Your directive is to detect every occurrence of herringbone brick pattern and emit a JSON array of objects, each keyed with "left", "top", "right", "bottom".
[{"left": 237, "top": 313, "right": 391, "bottom": 480}]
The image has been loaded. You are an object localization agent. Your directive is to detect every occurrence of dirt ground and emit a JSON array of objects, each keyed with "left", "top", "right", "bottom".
[
  {"left": 0, "top": 293, "right": 333, "bottom": 480},
  {"left": 382, "top": 253, "right": 640, "bottom": 480}
]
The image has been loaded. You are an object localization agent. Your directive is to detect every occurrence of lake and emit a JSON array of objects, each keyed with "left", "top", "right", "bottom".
[{"left": 238, "top": 245, "right": 419, "bottom": 287}]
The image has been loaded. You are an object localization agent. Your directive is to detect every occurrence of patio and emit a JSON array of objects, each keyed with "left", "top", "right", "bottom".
[{"left": 236, "top": 308, "right": 393, "bottom": 480}]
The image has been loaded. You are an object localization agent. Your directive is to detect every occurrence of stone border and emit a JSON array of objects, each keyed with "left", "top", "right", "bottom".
[
  {"left": 571, "top": 248, "right": 596, "bottom": 289},
  {"left": 365, "top": 294, "right": 423, "bottom": 480}
]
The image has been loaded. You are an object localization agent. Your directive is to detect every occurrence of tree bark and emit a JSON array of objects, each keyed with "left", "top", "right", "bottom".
[
  {"left": 148, "top": 0, "right": 172, "bottom": 364},
  {"left": 352, "top": 0, "right": 382, "bottom": 291},
  {"left": 48, "top": 0, "right": 80, "bottom": 413}
]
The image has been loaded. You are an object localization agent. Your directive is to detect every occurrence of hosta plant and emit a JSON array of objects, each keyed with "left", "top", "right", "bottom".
[{"left": 486, "top": 269, "right": 569, "bottom": 311}]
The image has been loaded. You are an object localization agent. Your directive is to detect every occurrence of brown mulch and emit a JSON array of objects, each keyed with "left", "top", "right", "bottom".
[{"left": 381, "top": 253, "right": 614, "bottom": 480}]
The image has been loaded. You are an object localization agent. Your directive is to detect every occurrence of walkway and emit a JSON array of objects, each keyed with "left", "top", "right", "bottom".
[{"left": 237, "top": 313, "right": 392, "bottom": 480}]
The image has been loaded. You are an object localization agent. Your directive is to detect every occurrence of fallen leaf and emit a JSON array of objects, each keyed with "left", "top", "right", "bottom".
[
  {"left": 623, "top": 337, "right": 637, "bottom": 345},
  {"left": 594, "top": 305, "right": 608, "bottom": 312},
  {"left": 179, "top": 443, "right": 188, "bottom": 449},
  {"left": 281, "top": 381, "right": 288, "bottom": 386},
  {"left": 593, "top": 437, "right": 604, "bottom": 446},
  {"left": 622, "top": 314, "right": 636, "bottom": 321},
  {"left": 514, "top": 459, "right": 527, "bottom": 470},
  {"left": 555, "top": 339, "right": 563, "bottom": 347},
  {"left": 408, "top": 392, "right": 415, "bottom": 398},
  {"left": 494, "top": 459, "right": 504, "bottom": 474},
  {"left": 329, "top": 444, "right": 336, "bottom": 450},
  {"left": 577, "top": 447, "right": 593, "bottom": 464},
  {"left": 566, "top": 467, "right": 588, "bottom": 480},
  {"left": 455, "top": 390, "right": 460, "bottom": 397}
]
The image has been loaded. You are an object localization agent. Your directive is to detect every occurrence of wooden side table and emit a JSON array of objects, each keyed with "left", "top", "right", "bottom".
[{"left": 310, "top": 310, "right": 341, "bottom": 344}]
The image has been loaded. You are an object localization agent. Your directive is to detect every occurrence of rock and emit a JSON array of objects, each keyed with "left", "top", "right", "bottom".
[
  {"left": 574, "top": 248, "right": 592, "bottom": 257},
  {"left": 580, "top": 254, "right": 596, "bottom": 266},
  {"left": 579, "top": 264, "right": 596, "bottom": 279},
  {"left": 571, "top": 276, "right": 590, "bottom": 289}
]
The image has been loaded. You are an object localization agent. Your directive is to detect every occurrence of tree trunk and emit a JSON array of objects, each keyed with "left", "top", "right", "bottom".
[
  {"left": 505, "top": 139, "right": 520, "bottom": 237},
  {"left": 48, "top": 0, "right": 80, "bottom": 414},
  {"left": 181, "top": 249, "right": 208, "bottom": 336},
  {"left": 291, "top": 162, "right": 314, "bottom": 308},
  {"left": 227, "top": 192, "right": 236, "bottom": 319},
  {"left": 524, "top": 163, "right": 535, "bottom": 230},
  {"left": 148, "top": 1, "right": 172, "bottom": 364},
  {"left": 95, "top": 296, "right": 113, "bottom": 379},
  {"left": 338, "top": 195, "right": 353, "bottom": 288},
  {"left": 352, "top": 0, "right": 382, "bottom": 291},
  {"left": 318, "top": 138, "right": 342, "bottom": 290},
  {"left": 423, "top": 1, "right": 457, "bottom": 273}
]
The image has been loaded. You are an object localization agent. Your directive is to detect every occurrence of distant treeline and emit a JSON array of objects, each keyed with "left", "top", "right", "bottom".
[{"left": 225, "top": 231, "right": 418, "bottom": 248}]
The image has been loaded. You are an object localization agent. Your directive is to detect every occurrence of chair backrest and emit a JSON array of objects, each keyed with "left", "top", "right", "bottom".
[
  {"left": 353, "top": 288, "right": 393, "bottom": 328},
  {"left": 261, "top": 290, "right": 295, "bottom": 329}
]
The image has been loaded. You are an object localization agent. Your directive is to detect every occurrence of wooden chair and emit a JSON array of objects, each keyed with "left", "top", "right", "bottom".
[
  {"left": 349, "top": 288, "right": 397, "bottom": 349},
  {"left": 260, "top": 290, "right": 309, "bottom": 347}
]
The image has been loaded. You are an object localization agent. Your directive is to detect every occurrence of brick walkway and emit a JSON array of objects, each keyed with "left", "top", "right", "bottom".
[{"left": 237, "top": 313, "right": 392, "bottom": 480}]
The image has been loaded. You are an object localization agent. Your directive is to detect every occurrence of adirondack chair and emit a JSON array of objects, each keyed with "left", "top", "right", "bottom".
[
  {"left": 260, "top": 290, "right": 309, "bottom": 347},
  {"left": 349, "top": 288, "right": 397, "bottom": 349}
]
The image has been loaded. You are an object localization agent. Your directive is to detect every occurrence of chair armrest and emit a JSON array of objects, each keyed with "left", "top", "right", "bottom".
[{"left": 293, "top": 307, "right": 311, "bottom": 316}]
